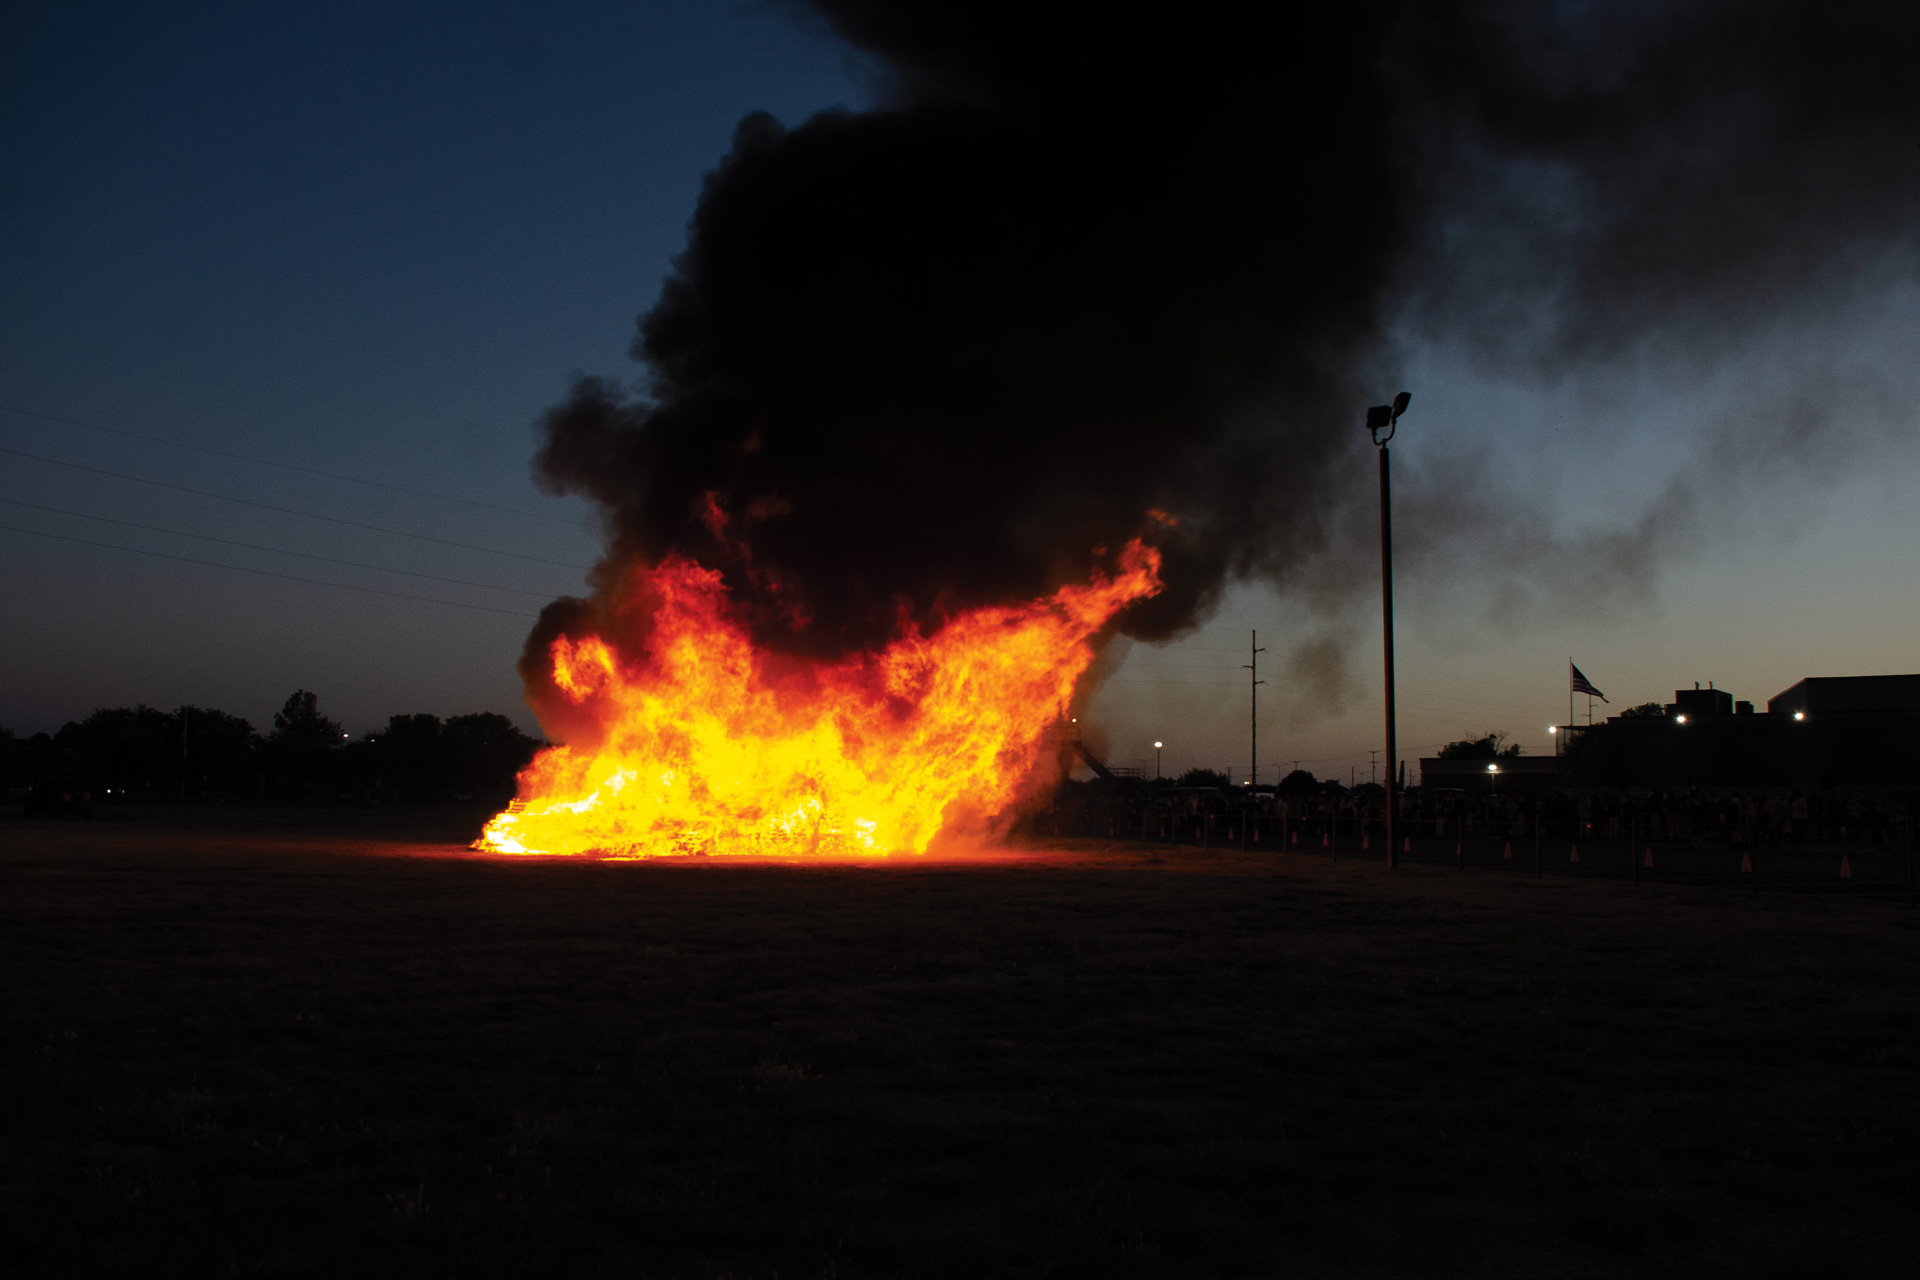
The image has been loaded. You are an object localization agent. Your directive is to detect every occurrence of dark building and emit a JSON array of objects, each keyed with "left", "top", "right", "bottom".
[
  {"left": 1417, "top": 756, "right": 1567, "bottom": 796},
  {"left": 1667, "top": 683, "right": 1735, "bottom": 720},
  {"left": 1768, "top": 675, "right": 1920, "bottom": 718},
  {"left": 1559, "top": 674, "right": 1920, "bottom": 792}
]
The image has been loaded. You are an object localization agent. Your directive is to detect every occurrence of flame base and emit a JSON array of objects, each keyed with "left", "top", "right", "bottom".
[{"left": 478, "top": 542, "right": 1160, "bottom": 859}]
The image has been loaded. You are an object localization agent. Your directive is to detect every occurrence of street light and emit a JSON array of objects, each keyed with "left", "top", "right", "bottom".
[
  {"left": 1153, "top": 741, "right": 1164, "bottom": 779},
  {"left": 1367, "top": 391, "right": 1411, "bottom": 869}
]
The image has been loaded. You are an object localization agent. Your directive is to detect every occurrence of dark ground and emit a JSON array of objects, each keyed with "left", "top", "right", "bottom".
[{"left": 4, "top": 807, "right": 1917, "bottom": 1278}]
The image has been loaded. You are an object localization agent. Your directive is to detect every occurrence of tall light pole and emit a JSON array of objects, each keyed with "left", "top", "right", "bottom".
[
  {"left": 1154, "top": 741, "right": 1163, "bottom": 780},
  {"left": 1367, "top": 391, "right": 1410, "bottom": 870},
  {"left": 1244, "top": 631, "right": 1265, "bottom": 791}
]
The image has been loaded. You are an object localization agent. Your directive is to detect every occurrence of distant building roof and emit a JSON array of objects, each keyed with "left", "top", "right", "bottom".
[
  {"left": 1418, "top": 756, "right": 1567, "bottom": 794},
  {"left": 1768, "top": 675, "right": 1920, "bottom": 717},
  {"left": 1560, "top": 708, "right": 1920, "bottom": 791}
]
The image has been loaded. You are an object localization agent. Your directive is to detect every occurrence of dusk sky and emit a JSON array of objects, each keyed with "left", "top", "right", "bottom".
[{"left": 5, "top": 1, "right": 1918, "bottom": 785}]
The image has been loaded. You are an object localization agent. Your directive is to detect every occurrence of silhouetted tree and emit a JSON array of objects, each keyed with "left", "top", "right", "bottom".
[
  {"left": 366, "top": 714, "right": 446, "bottom": 799},
  {"left": 1174, "top": 767, "right": 1229, "bottom": 788},
  {"left": 342, "top": 711, "right": 541, "bottom": 801},
  {"left": 1619, "top": 701, "right": 1667, "bottom": 718},
  {"left": 174, "top": 706, "right": 262, "bottom": 797},
  {"left": 273, "top": 691, "right": 342, "bottom": 745},
  {"left": 36, "top": 706, "right": 260, "bottom": 799},
  {"left": 56, "top": 706, "right": 177, "bottom": 796},
  {"left": 1278, "top": 768, "right": 1319, "bottom": 797},
  {"left": 441, "top": 713, "right": 540, "bottom": 800},
  {"left": 267, "top": 690, "right": 344, "bottom": 796},
  {"left": 1437, "top": 732, "right": 1523, "bottom": 760}
]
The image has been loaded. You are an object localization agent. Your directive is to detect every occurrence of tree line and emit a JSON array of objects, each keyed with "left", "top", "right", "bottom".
[{"left": 0, "top": 690, "right": 541, "bottom": 804}]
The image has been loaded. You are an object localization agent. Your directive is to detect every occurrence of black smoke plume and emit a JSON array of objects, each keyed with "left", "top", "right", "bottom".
[{"left": 526, "top": 0, "right": 1920, "bottom": 693}]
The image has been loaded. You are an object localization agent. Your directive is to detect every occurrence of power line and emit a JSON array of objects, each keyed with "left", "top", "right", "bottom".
[
  {"left": 0, "top": 497, "right": 563, "bottom": 598},
  {"left": 0, "top": 403, "right": 579, "bottom": 525},
  {"left": 0, "top": 524, "right": 542, "bottom": 618},
  {"left": 1097, "top": 677, "right": 1514, "bottom": 733},
  {"left": 0, "top": 446, "right": 594, "bottom": 570},
  {"left": 1122, "top": 660, "right": 1553, "bottom": 712}
]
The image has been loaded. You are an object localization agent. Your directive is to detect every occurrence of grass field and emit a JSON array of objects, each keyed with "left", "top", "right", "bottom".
[{"left": 4, "top": 807, "right": 1917, "bottom": 1278}]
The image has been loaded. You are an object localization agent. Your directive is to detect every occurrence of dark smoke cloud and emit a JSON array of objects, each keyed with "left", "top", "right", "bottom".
[
  {"left": 1400, "top": 0, "right": 1920, "bottom": 366},
  {"left": 526, "top": 0, "right": 1920, "bottom": 692}
]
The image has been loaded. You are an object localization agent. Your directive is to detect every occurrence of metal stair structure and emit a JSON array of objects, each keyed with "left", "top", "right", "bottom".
[{"left": 1072, "top": 740, "right": 1143, "bottom": 781}]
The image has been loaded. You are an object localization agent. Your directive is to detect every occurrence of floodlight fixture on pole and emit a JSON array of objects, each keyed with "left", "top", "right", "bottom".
[
  {"left": 1367, "top": 391, "right": 1410, "bottom": 869},
  {"left": 1154, "top": 741, "right": 1163, "bottom": 779}
]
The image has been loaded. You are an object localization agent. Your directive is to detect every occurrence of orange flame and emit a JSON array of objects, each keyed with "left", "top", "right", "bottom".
[{"left": 478, "top": 540, "right": 1161, "bottom": 858}]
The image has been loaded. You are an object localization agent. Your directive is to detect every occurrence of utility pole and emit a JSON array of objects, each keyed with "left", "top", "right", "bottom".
[
  {"left": 1367, "top": 392, "right": 1410, "bottom": 870},
  {"left": 1245, "top": 631, "right": 1266, "bottom": 793},
  {"left": 1368, "top": 749, "right": 1379, "bottom": 786}
]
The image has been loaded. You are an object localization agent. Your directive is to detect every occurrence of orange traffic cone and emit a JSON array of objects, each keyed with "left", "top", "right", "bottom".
[
  {"left": 1253, "top": 828, "right": 1260, "bottom": 843},
  {"left": 1841, "top": 856, "right": 1852, "bottom": 880},
  {"left": 1362, "top": 832, "right": 1370, "bottom": 849},
  {"left": 1322, "top": 832, "right": 1329, "bottom": 848},
  {"left": 1643, "top": 848, "right": 1655, "bottom": 868},
  {"left": 1503, "top": 841, "right": 1512, "bottom": 860},
  {"left": 1291, "top": 830, "right": 1299, "bottom": 846},
  {"left": 1403, "top": 836, "right": 1412, "bottom": 853},
  {"left": 1569, "top": 844, "right": 1580, "bottom": 863},
  {"left": 1740, "top": 850, "right": 1752, "bottom": 873}
]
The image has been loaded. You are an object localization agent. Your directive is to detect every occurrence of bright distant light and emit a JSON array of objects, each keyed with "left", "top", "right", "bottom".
[
  {"left": 1676, "top": 714, "right": 1687, "bottom": 724},
  {"left": 1153, "top": 740, "right": 1163, "bottom": 748},
  {"left": 1794, "top": 711, "right": 1805, "bottom": 721},
  {"left": 1486, "top": 763, "right": 1499, "bottom": 772},
  {"left": 1548, "top": 725, "right": 1557, "bottom": 734}
]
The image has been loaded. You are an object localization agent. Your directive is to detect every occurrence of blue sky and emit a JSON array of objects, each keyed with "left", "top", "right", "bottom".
[
  {"left": 0, "top": 1, "right": 867, "bottom": 737},
  {"left": 4, "top": 0, "right": 1916, "bottom": 784}
]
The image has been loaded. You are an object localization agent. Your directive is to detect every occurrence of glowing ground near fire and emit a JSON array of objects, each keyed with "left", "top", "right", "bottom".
[{"left": 479, "top": 542, "right": 1160, "bottom": 859}]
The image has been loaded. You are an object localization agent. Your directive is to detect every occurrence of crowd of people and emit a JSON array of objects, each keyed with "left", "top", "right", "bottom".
[{"left": 1041, "top": 780, "right": 1917, "bottom": 853}]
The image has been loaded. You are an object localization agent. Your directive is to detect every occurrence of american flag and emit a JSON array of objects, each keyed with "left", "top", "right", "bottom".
[{"left": 1570, "top": 662, "right": 1608, "bottom": 702}]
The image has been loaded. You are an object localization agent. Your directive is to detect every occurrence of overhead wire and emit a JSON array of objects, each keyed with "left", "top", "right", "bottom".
[
  {"left": 0, "top": 524, "right": 542, "bottom": 618},
  {"left": 1101, "top": 672, "right": 1540, "bottom": 727},
  {"left": 1117, "top": 659, "right": 1555, "bottom": 712},
  {"left": 0, "top": 497, "right": 563, "bottom": 598},
  {"left": 0, "top": 403, "right": 579, "bottom": 525},
  {"left": 0, "top": 445, "right": 594, "bottom": 570}
]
